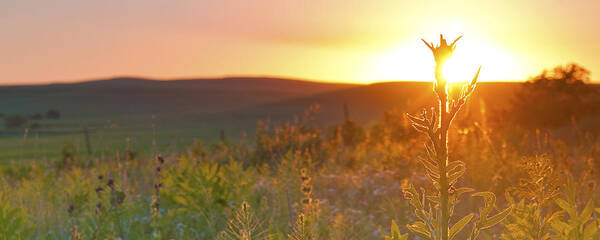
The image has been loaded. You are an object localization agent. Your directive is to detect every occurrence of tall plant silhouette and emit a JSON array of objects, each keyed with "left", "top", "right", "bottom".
[{"left": 400, "top": 35, "right": 511, "bottom": 240}]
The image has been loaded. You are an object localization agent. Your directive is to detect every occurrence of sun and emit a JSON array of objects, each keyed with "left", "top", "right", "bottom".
[
  {"left": 363, "top": 21, "right": 526, "bottom": 83},
  {"left": 440, "top": 37, "right": 522, "bottom": 83}
]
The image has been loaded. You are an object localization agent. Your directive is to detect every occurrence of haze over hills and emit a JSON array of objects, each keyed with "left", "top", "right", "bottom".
[
  {"left": 2, "top": 76, "right": 599, "bottom": 161},
  {"left": 0, "top": 77, "right": 358, "bottom": 119},
  {"left": 229, "top": 81, "right": 524, "bottom": 126},
  {"left": 2, "top": 76, "right": 598, "bottom": 136}
]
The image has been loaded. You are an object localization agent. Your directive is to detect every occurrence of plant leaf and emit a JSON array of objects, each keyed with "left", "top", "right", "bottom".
[
  {"left": 580, "top": 200, "right": 594, "bottom": 223},
  {"left": 449, "top": 213, "right": 474, "bottom": 240},
  {"left": 555, "top": 198, "right": 576, "bottom": 219},
  {"left": 385, "top": 220, "right": 409, "bottom": 240},
  {"left": 481, "top": 206, "right": 513, "bottom": 229},
  {"left": 407, "top": 221, "right": 431, "bottom": 239}
]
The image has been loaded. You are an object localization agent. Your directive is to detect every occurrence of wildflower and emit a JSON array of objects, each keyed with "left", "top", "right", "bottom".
[{"left": 70, "top": 225, "right": 81, "bottom": 240}]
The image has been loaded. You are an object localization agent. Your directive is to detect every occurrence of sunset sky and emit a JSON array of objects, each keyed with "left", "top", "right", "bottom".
[{"left": 2, "top": 0, "right": 599, "bottom": 84}]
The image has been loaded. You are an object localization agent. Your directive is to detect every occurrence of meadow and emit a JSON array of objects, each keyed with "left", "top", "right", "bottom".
[{"left": 2, "top": 41, "right": 600, "bottom": 240}]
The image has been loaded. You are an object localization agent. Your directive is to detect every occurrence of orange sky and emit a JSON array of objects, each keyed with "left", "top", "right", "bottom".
[{"left": 1, "top": 0, "right": 599, "bottom": 84}]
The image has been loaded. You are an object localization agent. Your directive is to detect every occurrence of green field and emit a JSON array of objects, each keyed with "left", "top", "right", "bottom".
[
  {"left": 0, "top": 77, "right": 355, "bottom": 162},
  {"left": 0, "top": 77, "right": 532, "bottom": 163}
]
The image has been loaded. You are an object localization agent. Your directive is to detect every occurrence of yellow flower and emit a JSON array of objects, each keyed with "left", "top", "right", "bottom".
[{"left": 422, "top": 34, "right": 461, "bottom": 66}]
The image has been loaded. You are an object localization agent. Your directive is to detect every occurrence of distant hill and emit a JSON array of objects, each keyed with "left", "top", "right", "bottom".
[
  {"left": 226, "top": 81, "right": 524, "bottom": 126},
  {"left": 0, "top": 77, "right": 358, "bottom": 120},
  {"left": 3, "top": 77, "right": 599, "bottom": 162},
  {"left": 3, "top": 76, "right": 597, "bottom": 135}
]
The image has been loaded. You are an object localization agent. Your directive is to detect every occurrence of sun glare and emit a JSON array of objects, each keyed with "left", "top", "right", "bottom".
[
  {"left": 441, "top": 38, "right": 523, "bottom": 83},
  {"left": 365, "top": 21, "right": 526, "bottom": 83}
]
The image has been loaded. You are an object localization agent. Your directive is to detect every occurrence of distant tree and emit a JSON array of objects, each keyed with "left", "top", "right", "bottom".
[
  {"left": 507, "top": 63, "right": 600, "bottom": 129},
  {"left": 31, "top": 113, "right": 42, "bottom": 120},
  {"left": 0, "top": 113, "right": 4, "bottom": 118},
  {"left": 46, "top": 109, "right": 61, "bottom": 119},
  {"left": 4, "top": 115, "right": 27, "bottom": 129}
]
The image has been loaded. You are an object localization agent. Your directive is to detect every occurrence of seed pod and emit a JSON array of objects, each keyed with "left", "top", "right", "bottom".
[
  {"left": 107, "top": 179, "right": 114, "bottom": 187},
  {"left": 67, "top": 204, "right": 75, "bottom": 215}
]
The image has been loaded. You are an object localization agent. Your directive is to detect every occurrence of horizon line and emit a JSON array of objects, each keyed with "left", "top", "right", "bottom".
[{"left": 0, "top": 74, "right": 538, "bottom": 87}]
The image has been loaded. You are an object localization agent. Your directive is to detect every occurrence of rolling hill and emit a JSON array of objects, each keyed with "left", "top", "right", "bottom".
[
  {"left": 0, "top": 77, "right": 529, "bottom": 131},
  {"left": 0, "top": 76, "right": 357, "bottom": 122},
  {"left": 3, "top": 76, "right": 597, "bottom": 162}
]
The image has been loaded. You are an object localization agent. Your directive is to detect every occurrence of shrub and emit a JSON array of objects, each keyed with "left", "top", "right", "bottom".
[
  {"left": 58, "top": 142, "right": 78, "bottom": 169},
  {"left": 370, "top": 109, "right": 413, "bottom": 145},
  {"left": 46, "top": 109, "right": 61, "bottom": 119},
  {"left": 4, "top": 114, "right": 27, "bottom": 129},
  {"left": 327, "top": 119, "right": 366, "bottom": 148},
  {"left": 506, "top": 63, "right": 600, "bottom": 129},
  {"left": 253, "top": 105, "right": 323, "bottom": 166},
  {"left": 31, "top": 113, "right": 43, "bottom": 120}
]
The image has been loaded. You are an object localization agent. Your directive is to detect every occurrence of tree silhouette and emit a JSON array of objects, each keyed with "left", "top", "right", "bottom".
[{"left": 507, "top": 63, "right": 600, "bottom": 129}]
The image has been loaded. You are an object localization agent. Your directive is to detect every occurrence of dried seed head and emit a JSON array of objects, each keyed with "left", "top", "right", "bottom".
[
  {"left": 95, "top": 187, "right": 104, "bottom": 193},
  {"left": 301, "top": 197, "right": 312, "bottom": 206},
  {"left": 157, "top": 155, "right": 165, "bottom": 164},
  {"left": 156, "top": 167, "right": 161, "bottom": 172},
  {"left": 107, "top": 179, "right": 114, "bottom": 187},
  {"left": 67, "top": 204, "right": 75, "bottom": 215},
  {"left": 300, "top": 175, "right": 310, "bottom": 182},
  {"left": 301, "top": 184, "right": 313, "bottom": 195},
  {"left": 241, "top": 201, "right": 250, "bottom": 212},
  {"left": 299, "top": 168, "right": 311, "bottom": 182},
  {"left": 98, "top": 175, "right": 103, "bottom": 180}
]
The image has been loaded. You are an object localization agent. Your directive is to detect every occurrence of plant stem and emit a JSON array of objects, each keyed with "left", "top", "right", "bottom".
[{"left": 436, "top": 64, "right": 450, "bottom": 240}]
